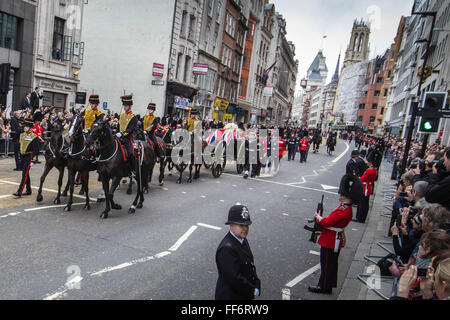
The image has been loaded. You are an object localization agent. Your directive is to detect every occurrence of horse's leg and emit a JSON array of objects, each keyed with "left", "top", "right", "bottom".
[
  {"left": 36, "top": 162, "right": 53, "bottom": 203},
  {"left": 62, "top": 168, "right": 70, "bottom": 197},
  {"left": 187, "top": 164, "right": 193, "bottom": 183},
  {"left": 109, "top": 176, "right": 122, "bottom": 210},
  {"left": 176, "top": 164, "right": 183, "bottom": 184},
  {"left": 129, "top": 165, "right": 141, "bottom": 214},
  {"left": 126, "top": 175, "right": 133, "bottom": 194},
  {"left": 54, "top": 165, "right": 65, "bottom": 204},
  {"left": 194, "top": 164, "right": 200, "bottom": 179},
  {"left": 100, "top": 177, "right": 110, "bottom": 219},
  {"left": 83, "top": 171, "right": 91, "bottom": 211},
  {"left": 158, "top": 157, "right": 165, "bottom": 186},
  {"left": 138, "top": 166, "right": 150, "bottom": 208},
  {"left": 64, "top": 169, "right": 75, "bottom": 212}
]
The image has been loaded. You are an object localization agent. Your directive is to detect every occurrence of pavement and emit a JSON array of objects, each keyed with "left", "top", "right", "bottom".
[
  {"left": 0, "top": 139, "right": 388, "bottom": 300},
  {"left": 338, "top": 159, "right": 397, "bottom": 300}
]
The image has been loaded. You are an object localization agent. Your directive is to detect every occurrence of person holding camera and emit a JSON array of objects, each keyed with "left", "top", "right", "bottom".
[
  {"left": 425, "top": 147, "right": 450, "bottom": 211},
  {"left": 308, "top": 174, "right": 363, "bottom": 294},
  {"left": 391, "top": 208, "right": 424, "bottom": 264}
]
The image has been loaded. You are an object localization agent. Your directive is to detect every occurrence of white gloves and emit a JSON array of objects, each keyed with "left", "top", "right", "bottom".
[
  {"left": 83, "top": 129, "right": 89, "bottom": 134},
  {"left": 116, "top": 132, "right": 122, "bottom": 138}
]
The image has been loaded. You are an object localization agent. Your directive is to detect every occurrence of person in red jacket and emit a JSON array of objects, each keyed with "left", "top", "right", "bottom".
[
  {"left": 356, "top": 155, "right": 377, "bottom": 223},
  {"left": 278, "top": 138, "right": 286, "bottom": 162},
  {"left": 308, "top": 174, "right": 363, "bottom": 294},
  {"left": 299, "top": 134, "right": 309, "bottom": 163}
]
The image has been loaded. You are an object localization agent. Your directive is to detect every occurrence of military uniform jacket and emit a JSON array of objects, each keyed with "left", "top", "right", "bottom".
[
  {"left": 317, "top": 204, "right": 353, "bottom": 250},
  {"left": 360, "top": 167, "right": 377, "bottom": 196},
  {"left": 186, "top": 118, "right": 201, "bottom": 132},
  {"left": 215, "top": 232, "right": 261, "bottom": 300},
  {"left": 143, "top": 114, "right": 155, "bottom": 131},
  {"left": 83, "top": 107, "right": 103, "bottom": 130},
  {"left": 119, "top": 111, "right": 138, "bottom": 136},
  {"left": 19, "top": 132, "right": 40, "bottom": 156}
]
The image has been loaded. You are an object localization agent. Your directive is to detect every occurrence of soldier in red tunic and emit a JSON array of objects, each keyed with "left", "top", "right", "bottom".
[
  {"left": 356, "top": 154, "right": 377, "bottom": 223},
  {"left": 308, "top": 174, "right": 363, "bottom": 294}
]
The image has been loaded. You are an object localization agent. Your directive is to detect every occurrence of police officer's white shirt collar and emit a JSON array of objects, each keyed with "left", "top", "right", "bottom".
[{"left": 229, "top": 230, "right": 245, "bottom": 245}]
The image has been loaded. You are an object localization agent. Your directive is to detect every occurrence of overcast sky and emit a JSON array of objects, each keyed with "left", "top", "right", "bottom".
[{"left": 272, "top": 0, "right": 413, "bottom": 92}]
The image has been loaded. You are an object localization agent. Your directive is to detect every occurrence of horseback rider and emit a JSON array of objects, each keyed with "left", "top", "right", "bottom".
[
  {"left": 143, "top": 102, "right": 164, "bottom": 160},
  {"left": 186, "top": 108, "right": 201, "bottom": 132},
  {"left": 82, "top": 95, "right": 103, "bottom": 133},
  {"left": 116, "top": 95, "right": 138, "bottom": 159}
]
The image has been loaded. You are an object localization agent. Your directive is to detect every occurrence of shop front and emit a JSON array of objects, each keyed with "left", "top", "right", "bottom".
[
  {"left": 213, "top": 96, "right": 229, "bottom": 122},
  {"left": 165, "top": 81, "right": 198, "bottom": 117}
]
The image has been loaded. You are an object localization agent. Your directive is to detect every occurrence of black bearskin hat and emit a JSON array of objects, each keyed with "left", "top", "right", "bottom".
[{"left": 338, "top": 174, "right": 363, "bottom": 204}]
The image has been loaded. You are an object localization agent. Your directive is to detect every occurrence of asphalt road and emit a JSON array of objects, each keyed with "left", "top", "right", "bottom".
[{"left": 0, "top": 138, "right": 366, "bottom": 300}]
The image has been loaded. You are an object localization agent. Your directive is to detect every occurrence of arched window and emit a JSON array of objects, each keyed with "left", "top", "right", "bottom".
[
  {"left": 353, "top": 33, "right": 359, "bottom": 52},
  {"left": 358, "top": 34, "right": 364, "bottom": 52}
]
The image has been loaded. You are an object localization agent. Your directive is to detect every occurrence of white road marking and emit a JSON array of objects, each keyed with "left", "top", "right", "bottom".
[
  {"left": 0, "top": 180, "right": 85, "bottom": 199},
  {"left": 284, "top": 195, "right": 288, "bottom": 197},
  {"left": 352, "top": 228, "right": 358, "bottom": 231},
  {"left": 0, "top": 212, "right": 21, "bottom": 219},
  {"left": 309, "top": 250, "right": 320, "bottom": 256},
  {"left": 163, "top": 188, "right": 168, "bottom": 191},
  {"left": 281, "top": 288, "right": 291, "bottom": 300},
  {"left": 265, "top": 191, "right": 270, "bottom": 194},
  {"left": 200, "top": 195, "right": 206, "bottom": 198},
  {"left": 332, "top": 141, "right": 350, "bottom": 163},
  {"left": 181, "top": 191, "right": 186, "bottom": 194},
  {"left": 282, "top": 213, "right": 289, "bottom": 216},
  {"left": 219, "top": 200, "right": 225, "bottom": 202},
  {"left": 222, "top": 173, "right": 338, "bottom": 195},
  {"left": 302, "top": 199, "right": 308, "bottom": 201},
  {"left": 285, "top": 264, "right": 321, "bottom": 288},
  {"left": 0, "top": 194, "right": 11, "bottom": 199},
  {"left": 260, "top": 208, "right": 266, "bottom": 211},
  {"left": 321, "top": 184, "right": 338, "bottom": 190},
  {"left": 197, "top": 223, "right": 222, "bottom": 230},
  {"left": 168, "top": 226, "right": 198, "bottom": 252},
  {"left": 24, "top": 202, "right": 93, "bottom": 212},
  {"left": 232, "top": 185, "right": 237, "bottom": 187}
]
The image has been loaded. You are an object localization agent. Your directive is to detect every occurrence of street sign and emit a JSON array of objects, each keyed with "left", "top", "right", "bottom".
[
  {"left": 152, "top": 63, "right": 164, "bottom": 77},
  {"left": 193, "top": 63, "right": 208, "bottom": 75},
  {"left": 152, "top": 80, "right": 165, "bottom": 86},
  {"left": 103, "top": 102, "right": 108, "bottom": 110}
]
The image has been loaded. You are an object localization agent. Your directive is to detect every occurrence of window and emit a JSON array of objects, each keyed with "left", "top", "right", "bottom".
[
  {"left": 211, "top": 23, "right": 219, "bottom": 55},
  {"left": 374, "top": 90, "right": 380, "bottom": 96},
  {"left": 175, "top": 53, "right": 183, "bottom": 80},
  {"left": 0, "top": 13, "right": 18, "bottom": 50},
  {"left": 377, "top": 77, "right": 383, "bottom": 83},
  {"left": 358, "top": 115, "right": 363, "bottom": 121},
  {"left": 384, "top": 89, "right": 388, "bottom": 96},
  {"left": 380, "top": 107, "right": 385, "bottom": 115},
  {"left": 188, "top": 15, "right": 196, "bottom": 40},
  {"left": 372, "top": 103, "right": 378, "bottom": 110},
  {"left": 222, "top": 45, "right": 232, "bottom": 67},
  {"left": 359, "top": 104, "right": 365, "bottom": 109},
  {"left": 233, "top": 55, "right": 241, "bottom": 74},
  {"left": 225, "top": 13, "right": 236, "bottom": 37},
  {"left": 52, "top": 17, "right": 65, "bottom": 60},
  {"left": 369, "top": 116, "right": 375, "bottom": 123},
  {"left": 180, "top": 11, "right": 187, "bottom": 38},
  {"left": 387, "top": 70, "right": 392, "bottom": 78},
  {"left": 183, "top": 56, "right": 191, "bottom": 83}
]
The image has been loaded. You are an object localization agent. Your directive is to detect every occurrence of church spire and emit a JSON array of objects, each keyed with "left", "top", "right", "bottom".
[{"left": 331, "top": 52, "right": 341, "bottom": 83}]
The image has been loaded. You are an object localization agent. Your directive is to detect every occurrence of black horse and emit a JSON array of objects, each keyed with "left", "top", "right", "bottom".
[
  {"left": 36, "top": 125, "right": 70, "bottom": 204},
  {"left": 146, "top": 120, "right": 167, "bottom": 189},
  {"left": 64, "top": 114, "right": 98, "bottom": 212},
  {"left": 86, "top": 118, "right": 155, "bottom": 219},
  {"left": 312, "top": 129, "right": 321, "bottom": 153},
  {"left": 326, "top": 132, "right": 336, "bottom": 156}
]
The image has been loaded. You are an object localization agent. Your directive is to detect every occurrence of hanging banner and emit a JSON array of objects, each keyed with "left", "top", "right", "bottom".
[{"left": 193, "top": 63, "right": 208, "bottom": 75}]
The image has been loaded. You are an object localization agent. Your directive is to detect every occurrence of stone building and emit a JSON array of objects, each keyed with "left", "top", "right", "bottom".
[{"left": 0, "top": 0, "right": 36, "bottom": 109}]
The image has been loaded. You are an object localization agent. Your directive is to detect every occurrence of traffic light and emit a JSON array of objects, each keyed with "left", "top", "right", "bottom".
[
  {"left": 0, "top": 63, "right": 11, "bottom": 95},
  {"left": 418, "top": 92, "right": 447, "bottom": 134}
]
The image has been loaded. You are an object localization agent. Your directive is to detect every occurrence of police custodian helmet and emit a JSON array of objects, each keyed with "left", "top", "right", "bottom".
[{"left": 225, "top": 205, "right": 252, "bottom": 226}]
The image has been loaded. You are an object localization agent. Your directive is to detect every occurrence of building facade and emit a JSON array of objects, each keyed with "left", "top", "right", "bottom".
[
  {"left": 0, "top": 0, "right": 36, "bottom": 109},
  {"left": 33, "top": 0, "right": 84, "bottom": 111},
  {"left": 79, "top": 0, "right": 176, "bottom": 117}
]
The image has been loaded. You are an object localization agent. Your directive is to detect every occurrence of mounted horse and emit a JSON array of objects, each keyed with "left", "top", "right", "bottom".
[
  {"left": 63, "top": 113, "right": 99, "bottom": 212},
  {"left": 326, "top": 132, "right": 336, "bottom": 156},
  {"left": 86, "top": 117, "right": 156, "bottom": 219},
  {"left": 36, "top": 124, "right": 70, "bottom": 204},
  {"left": 312, "top": 129, "right": 321, "bottom": 153}
]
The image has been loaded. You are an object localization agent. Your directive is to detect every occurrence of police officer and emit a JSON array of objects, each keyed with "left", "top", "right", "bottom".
[
  {"left": 82, "top": 95, "right": 103, "bottom": 132},
  {"left": 287, "top": 133, "right": 297, "bottom": 161},
  {"left": 346, "top": 150, "right": 362, "bottom": 177},
  {"left": 308, "top": 174, "right": 363, "bottom": 294},
  {"left": 116, "top": 95, "right": 138, "bottom": 158},
  {"left": 13, "top": 119, "right": 40, "bottom": 198},
  {"left": 215, "top": 204, "right": 261, "bottom": 300}
]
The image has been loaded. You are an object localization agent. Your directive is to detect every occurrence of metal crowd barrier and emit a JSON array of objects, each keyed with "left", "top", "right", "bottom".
[{"left": 0, "top": 133, "right": 50, "bottom": 157}]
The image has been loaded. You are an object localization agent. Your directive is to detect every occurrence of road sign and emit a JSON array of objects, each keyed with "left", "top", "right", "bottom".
[
  {"left": 152, "top": 80, "right": 165, "bottom": 86},
  {"left": 103, "top": 102, "right": 108, "bottom": 110}
]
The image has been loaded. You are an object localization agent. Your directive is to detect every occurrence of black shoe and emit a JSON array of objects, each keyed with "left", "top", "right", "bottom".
[
  {"left": 23, "top": 191, "right": 32, "bottom": 196},
  {"left": 13, "top": 192, "right": 21, "bottom": 198},
  {"left": 13, "top": 168, "right": 21, "bottom": 171},
  {"left": 308, "top": 286, "right": 332, "bottom": 294}
]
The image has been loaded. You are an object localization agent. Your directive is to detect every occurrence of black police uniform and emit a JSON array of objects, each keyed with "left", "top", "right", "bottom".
[
  {"left": 287, "top": 136, "right": 297, "bottom": 161},
  {"left": 215, "top": 205, "right": 261, "bottom": 300}
]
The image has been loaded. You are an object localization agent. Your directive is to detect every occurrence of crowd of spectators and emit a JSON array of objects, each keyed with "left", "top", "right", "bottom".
[{"left": 378, "top": 135, "right": 450, "bottom": 300}]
